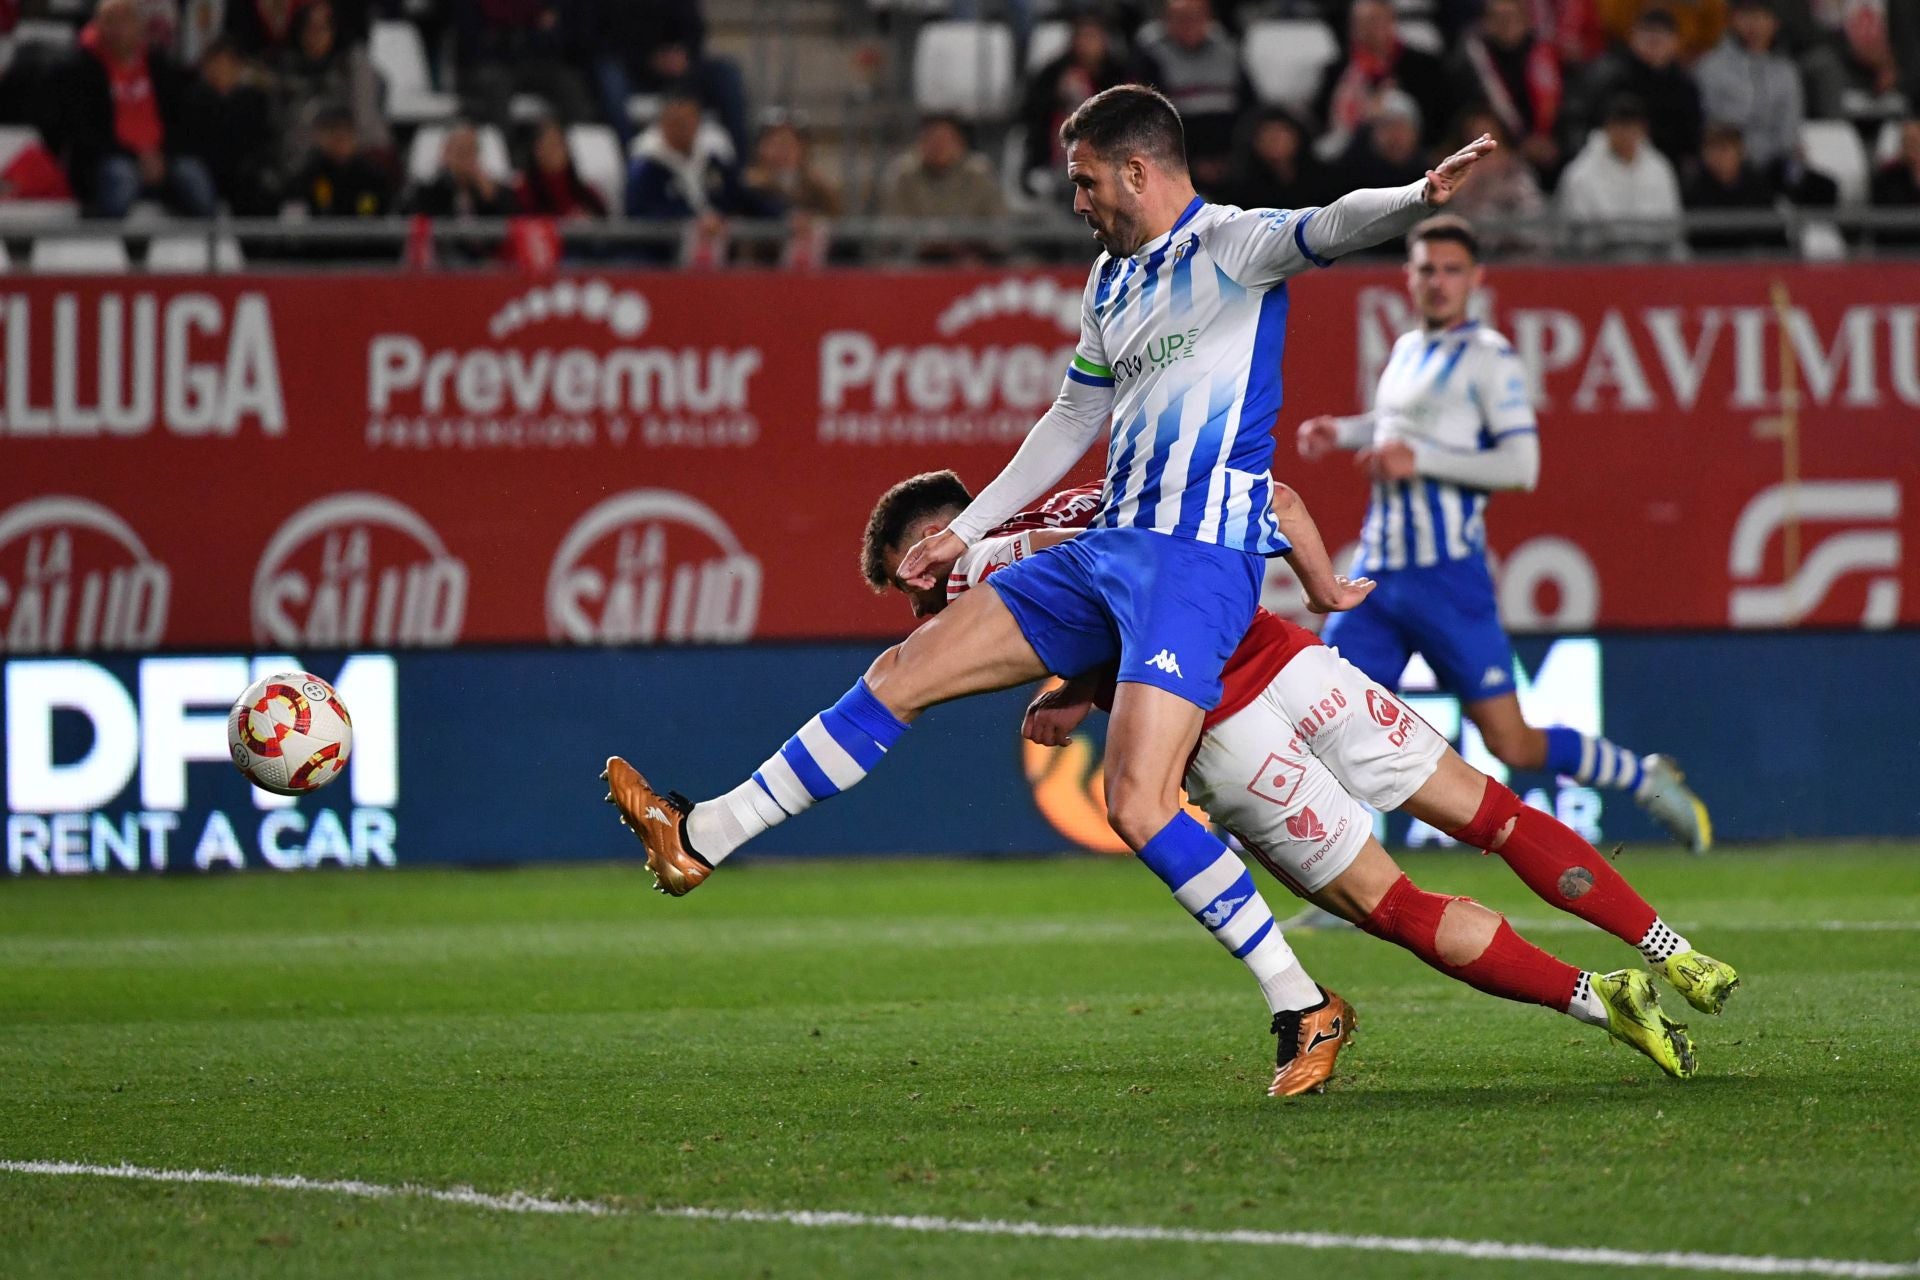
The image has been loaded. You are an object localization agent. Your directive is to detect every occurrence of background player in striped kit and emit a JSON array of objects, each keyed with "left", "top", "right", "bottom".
[{"left": 1296, "top": 215, "right": 1713, "bottom": 851}]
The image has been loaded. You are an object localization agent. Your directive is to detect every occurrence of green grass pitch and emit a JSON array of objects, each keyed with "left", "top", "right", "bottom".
[{"left": 2, "top": 846, "right": 1917, "bottom": 1278}]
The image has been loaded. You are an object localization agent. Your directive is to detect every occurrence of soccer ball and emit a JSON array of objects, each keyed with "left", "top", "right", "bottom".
[{"left": 227, "top": 672, "right": 353, "bottom": 796}]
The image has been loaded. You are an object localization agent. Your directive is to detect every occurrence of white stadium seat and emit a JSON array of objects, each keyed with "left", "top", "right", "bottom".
[
  {"left": 1399, "top": 19, "right": 1443, "bottom": 54},
  {"left": 1800, "top": 120, "right": 1870, "bottom": 206},
  {"left": 12, "top": 18, "right": 76, "bottom": 48},
  {"left": 1025, "top": 20, "right": 1071, "bottom": 74},
  {"left": 372, "top": 20, "right": 458, "bottom": 125},
  {"left": 406, "top": 123, "right": 514, "bottom": 186},
  {"left": 567, "top": 123, "right": 626, "bottom": 213},
  {"left": 31, "top": 236, "right": 130, "bottom": 273},
  {"left": 1875, "top": 119, "right": 1902, "bottom": 166},
  {"left": 912, "top": 21, "right": 1016, "bottom": 122},
  {"left": 146, "top": 234, "right": 246, "bottom": 272},
  {"left": 1243, "top": 20, "right": 1340, "bottom": 112}
]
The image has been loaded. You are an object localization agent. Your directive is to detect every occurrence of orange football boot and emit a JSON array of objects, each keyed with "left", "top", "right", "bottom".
[
  {"left": 602, "top": 756, "right": 712, "bottom": 896},
  {"left": 1268, "top": 988, "right": 1356, "bottom": 1097}
]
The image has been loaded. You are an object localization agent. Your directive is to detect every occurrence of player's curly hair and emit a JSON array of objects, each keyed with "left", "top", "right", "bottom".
[{"left": 860, "top": 470, "right": 973, "bottom": 592}]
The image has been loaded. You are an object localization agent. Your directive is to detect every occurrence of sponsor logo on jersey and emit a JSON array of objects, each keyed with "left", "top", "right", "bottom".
[
  {"left": 0, "top": 497, "right": 170, "bottom": 653},
  {"left": 1365, "top": 688, "right": 1399, "bottom": 728},
  {"left": 1247, "top": 752, "right": 1306, "bottom": 808},
  {"left": 0, "top": 291, "right": 286, "bottom": 438},
  {"left": 546, "top": 489, "right": 761, "bottom": 644},
  {"left": 1113, "top": 328, "right": 1201, "bottom": 382},
  {"left": 365, "top": 279, "right": 762, "bottom": 451},
  {"left": 252, "top": 492, "right": 467, "bottom": 647},
  {"left": 817, "top": 276, "right": 1079, "bottom": 446}
]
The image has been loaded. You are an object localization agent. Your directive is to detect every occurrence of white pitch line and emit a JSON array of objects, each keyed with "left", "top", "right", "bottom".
[{"left": 3, "top": 1159, "right": 1916, "bottom": 1278}]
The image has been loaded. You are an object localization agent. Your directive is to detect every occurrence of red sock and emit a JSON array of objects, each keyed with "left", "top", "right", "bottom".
[
  {"left": 1495, "top": 806, "right": 1658, "bottom": 947},
  {"left": 1360, "top": 874, "right": 1579, "bottom": 1012}
]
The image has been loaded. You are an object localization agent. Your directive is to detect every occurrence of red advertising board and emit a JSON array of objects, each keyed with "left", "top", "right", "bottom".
[{"left": 4, "top": 263, "right": 1915, "bottom": 653}]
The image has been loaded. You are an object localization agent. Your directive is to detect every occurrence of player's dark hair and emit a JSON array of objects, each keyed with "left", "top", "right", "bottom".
[
  {"left": 1058, "top": 84, "right": 1187, "bottom": 172},
  {"left": 860, "top": 470, "right": 973, "bottom": 592},
  {"left": 1407, "top": 213, "right": 1479, "bottom": 261}
]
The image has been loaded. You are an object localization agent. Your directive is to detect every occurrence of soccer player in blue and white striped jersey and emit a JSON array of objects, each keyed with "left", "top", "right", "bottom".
[
  {"left": 1297, "top": 216, "right": 1712, "bottom": 850},
  {"left": 602, "top": 88, "right": 1496, "bottom": 1088}
]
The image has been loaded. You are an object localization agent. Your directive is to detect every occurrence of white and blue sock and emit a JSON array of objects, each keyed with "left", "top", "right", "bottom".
[
  {"left": 685, "top": 679, "right": 908, "bottom": 865},
  {"left": 1138, "top": 813, "right": 1321, "bottom": 1015},
  {"left": 1543, "top": 726, "right": 1647, "bottom": 795}
]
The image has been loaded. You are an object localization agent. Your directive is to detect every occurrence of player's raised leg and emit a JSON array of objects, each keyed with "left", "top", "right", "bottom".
[
  {"left": 1403, "top": 750, "right": 1740, "bottom": 1014},
  {"left": 604, "top": 582, "right": 1048, "bottom": 894},
  {"left": 1466, "top": 693, "right": 1713, "bottom": 854}
]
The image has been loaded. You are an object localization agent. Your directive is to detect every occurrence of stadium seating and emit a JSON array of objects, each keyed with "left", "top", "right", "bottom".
[
  {"left": 567, "top": 124, "right": 626, "bottom": 213},
  {"left": 1025, "top": 21, "right": 1071, "bottom": 74},
  {"left": 912, "top": 21, "right": 1017, "bottom": 122},
  {"left": 372, "top": 20, "right": 458, "bottom": 126},
  {"left": 1800, "top": 120, "right": 1870, "bottom": 206},
  {"left": 30, "top": 236, "right": 131, "bottom": 273},
  {"left": 146, "top": 234, "right": 246, "bottom": 272},
  {"left": 1242, "top": 20, "right": 1340, "bottom": 113},
  {"left": 406, "top": 123, "right": 515, "bottom": 186}
]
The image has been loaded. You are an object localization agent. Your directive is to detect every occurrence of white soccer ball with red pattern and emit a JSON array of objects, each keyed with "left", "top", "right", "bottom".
[{"left": 227, "top": 672, "right": 353, "bottom": 796}]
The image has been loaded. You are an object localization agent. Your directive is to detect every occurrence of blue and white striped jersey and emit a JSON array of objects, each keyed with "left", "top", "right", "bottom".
[
  {"left": 1067, "top": 197, "right": 1341, "bottom": 556},
  {"left": 1354, "top": 320, "right": 1537, "bottom": 574}
]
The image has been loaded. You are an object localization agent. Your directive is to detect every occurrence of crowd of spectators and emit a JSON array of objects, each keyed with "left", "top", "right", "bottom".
[{"left": 0, "top": 0, "right": 1914, "bottom": 262}]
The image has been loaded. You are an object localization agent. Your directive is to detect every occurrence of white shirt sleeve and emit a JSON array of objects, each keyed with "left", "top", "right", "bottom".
[
  {"left": 1208, "top": 181, "right": 1431, "bottom": 289},
  {"left": 945, "top": 531, "right": 1039, "bottom": 604},
  {"left": 946, "top": 267, "right": 1113, "bottom": 545}
]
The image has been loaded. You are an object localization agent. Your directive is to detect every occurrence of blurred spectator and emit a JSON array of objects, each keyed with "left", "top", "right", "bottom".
[
  {"left": 1220, "top": 106, "right": 1338, "bottom": 210},
  {"left": 1019, "top": 15, "right": 1139, "bottom": 198},
  {"left": 591, "top": 0, "right": 750, "bottom": 155},
  {"left": 1803, "top": 1, "right": 1912, "bottom": 129},
  {"left": 1449, "top": 0, "right": 1563, "bottom": 173},
  {"left": 58, "top": 0, "right": 217, "bottom": 216},
  {"left": 1136, "top": 0, "right": 1248, "bottom": 188},
  {"left": 290, "top": 100, "right": 390, "bottom": 215},
  {"left": 742, "top": 120, "right": 840, "bottom": 217},
  {"left": 1558, "top": 93, "right": 1684, "bottom": 257},
  {"left": 1571, "top": 10, "right": 1705, "bottom": 165},
  {"left": 1594, "top": 0, "right": 1728, "bottom": 61},
  {"left": 402, "top": 120, "right": 516, "bottom": 216},
  {"left": 181, "top": 36, "right": 279, "bottom": 214},
  {"left": 224, "top": 0, "right": 307, "bottom": 60},
  {"left": 1316, "top": 0, "right": 1454, "bottom": 151},
  {"left": 1331, "top": 89, "right": 1430, "bottom": 214},
  {"left": 457, "top": 0, "right": 597, "bottom": 128},
  {"left": 627, "top": 92, "right": 761, "bottom": 220},
  {"left": 274, "top": 0, "right": 388, "bottom": 169},
  {"left": 515, "top": 117, "right": 606, "bottom": 217},
  {"left": 1682, "top": 120, "right": 1787, "bottom": 250},
  {"left": 1695, "top": 0, "right": 1803, "bottom": 175},
  {"left": 1441, "top": 108, "right": 1549, "bottom": 255},
  {"left": 1868, "top": 117, "right": 1920, "bottom": 213},
  {"left": 878, "top": 114, "right": 1006, "bottom": 262}
]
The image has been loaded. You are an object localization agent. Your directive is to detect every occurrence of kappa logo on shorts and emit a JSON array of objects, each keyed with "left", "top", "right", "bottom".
[
  {"left": 1285, "top": 808, "right": 1327, "bottom": 842},
  {"left": 1481, "top": 665, "right": 1508, "bottom": 688},
  {"left": 1146, "top": 649, "right": 1184, "bottom": 678}
]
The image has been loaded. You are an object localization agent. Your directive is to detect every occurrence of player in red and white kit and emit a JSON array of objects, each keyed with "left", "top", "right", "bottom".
[{"left": 863, "top": 471, "right": 1741, "bottom": 1084}]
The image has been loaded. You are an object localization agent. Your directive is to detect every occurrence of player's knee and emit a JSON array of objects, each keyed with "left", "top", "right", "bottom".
[
  {"left": 860, "top": 646, "right": 918, "bottom": 719},
  {"left": 1104, "top": 778, "right": 1179, "bottom": 851},
  {"left": 1433, "top": 898, "right": 1499, "bottom": 968}
]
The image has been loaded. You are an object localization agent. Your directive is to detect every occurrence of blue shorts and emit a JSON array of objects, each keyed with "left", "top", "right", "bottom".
[
  {"left": 1319, "top": 557, "right": 1517, "bottom": 701},
  {"left": 985, "top": 527, "right": 1261, "bottom": 711}
]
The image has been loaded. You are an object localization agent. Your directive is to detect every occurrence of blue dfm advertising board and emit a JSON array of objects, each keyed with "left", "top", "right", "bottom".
[{"left": 2, "top": 633, "right": 1915, "bottom": 875}]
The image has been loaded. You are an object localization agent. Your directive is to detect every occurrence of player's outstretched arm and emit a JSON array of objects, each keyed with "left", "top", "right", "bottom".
[
  {"left": 1274, "top": 482, "right": 1374, "bottom": 613},
  {"left": 1297, "top": 134, "right": 1498, "bottom": 266}
]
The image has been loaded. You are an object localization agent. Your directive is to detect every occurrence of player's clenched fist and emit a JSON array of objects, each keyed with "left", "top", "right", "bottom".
[
  {"left": 1297, "top": 415, "right": 1341, "bottom": 460},
  {"left": 1022, "top": 681, "right": 1095, "bottom": 747},
  {"left": 896, "top": 528, "right": 966, "bottom": 590}
]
